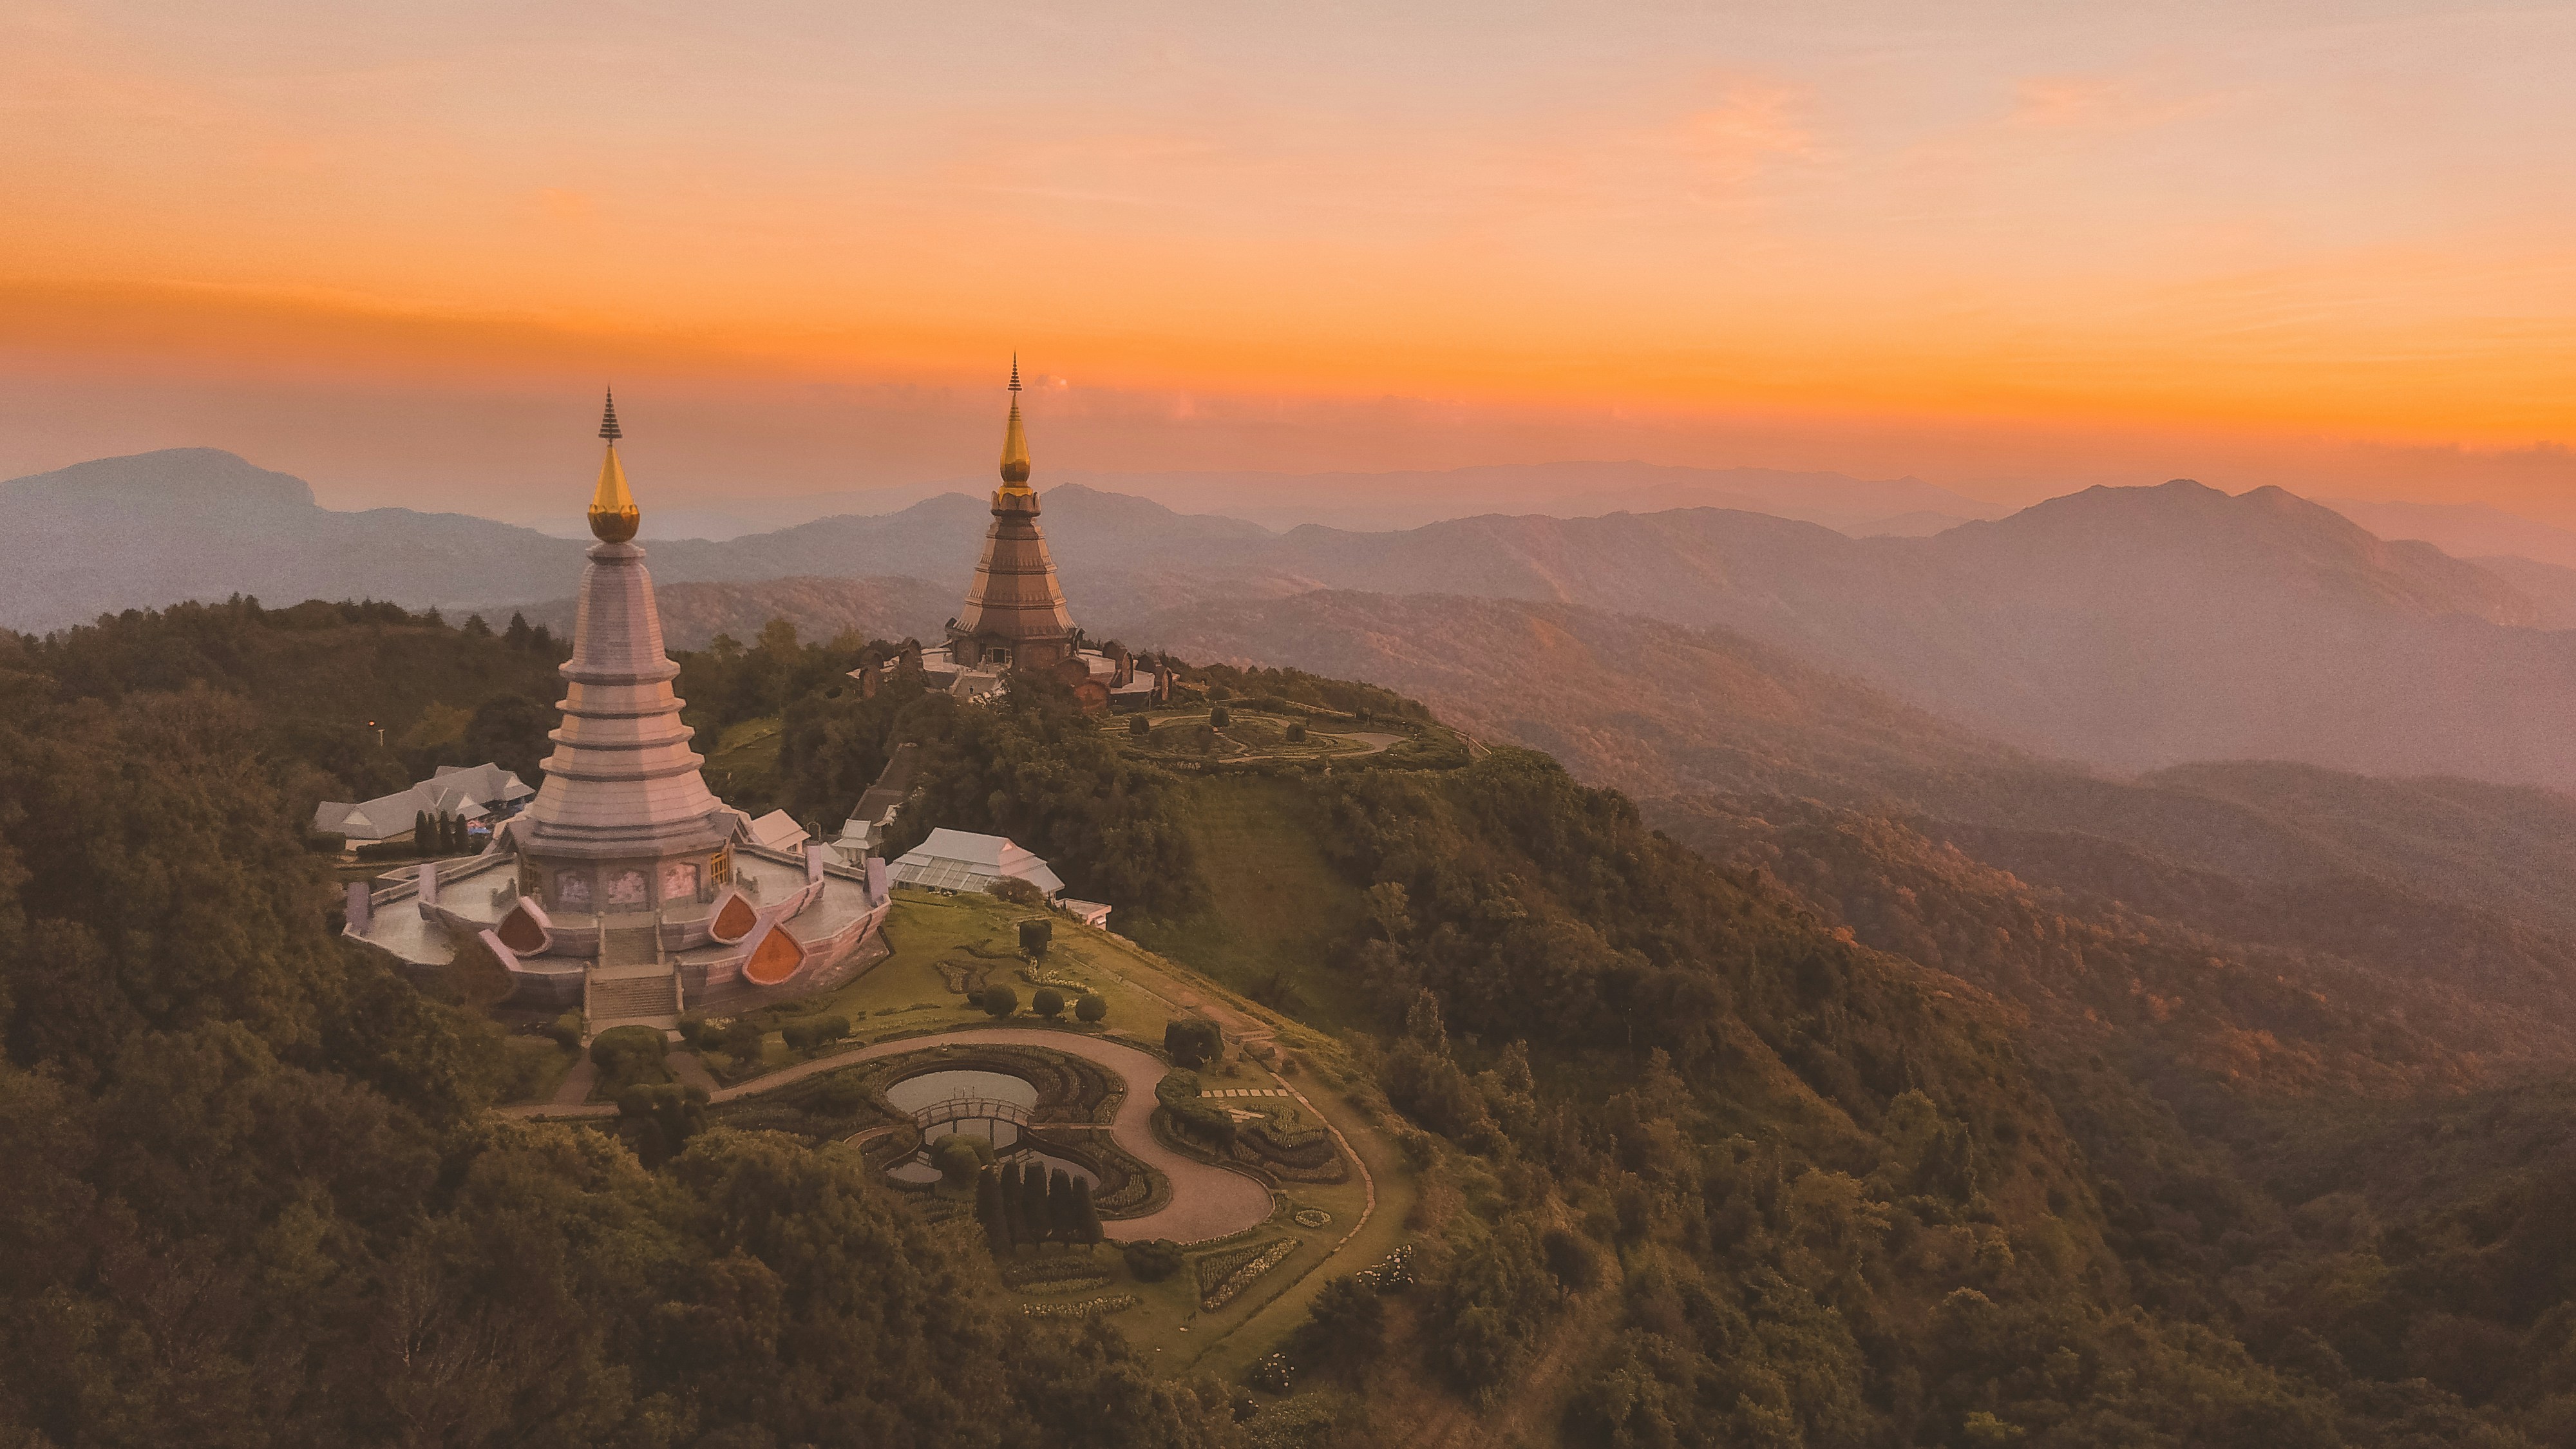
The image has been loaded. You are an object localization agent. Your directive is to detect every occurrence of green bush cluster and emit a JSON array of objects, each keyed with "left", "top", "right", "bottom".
[
  {"left": 1032, "top": 987, "right": 1065, "bottom": 1019},
  {"left": 616, "top": 1081, "right": 708, "bottom": 1169},
  {"left": 0, "top": 602, "right": 1241, "bottom": 1449},
  {"left": 1162, "top": 1018, "right": 1222, "bottom": 1068},
  {"left": 781, "top": 1015, "right": 851, "bottom": 1052},
  {"left": 1122, "top": 1238, "right": 1185, "bottom": 1282},
  {"left": 1075, "top": 992, "right": 1108, "bottom": 1023},
  {"left": 588, "top": 1025, "right": 668, "bottom": 1093}
]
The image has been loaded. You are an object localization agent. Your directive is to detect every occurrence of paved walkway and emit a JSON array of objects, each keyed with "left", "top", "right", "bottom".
[
  {"left": 546, "top": 1056, "right": 596, "bottom": 1108},
  {"left": 505, "top": 1027, "right": 1278, "bottom": 1243}
]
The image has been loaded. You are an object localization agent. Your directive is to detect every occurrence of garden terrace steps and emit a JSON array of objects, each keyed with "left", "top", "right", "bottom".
[{"left": 585, "top": 971, "right": 681, "bottom": 1034}]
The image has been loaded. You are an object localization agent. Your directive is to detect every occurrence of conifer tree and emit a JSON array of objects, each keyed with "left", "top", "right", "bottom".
[
  {"left": 1019, "top": 1160, "right": 1052, "bottom": 1244},
  {"left": 1070, "top": 1175, "right": 1103, "bottom": 1244},
  {"left": 976, "top": 1166, "right": 1007, "bottom": 1253},
  {"left": 999, "top": 1162, "right": 1026, "bottom": 1247},
  {"left": 1048, "top": 1168, "right": 1077, "bottom": 1242},
  {"left": 413, "top": 810, "right": 433, "bottom": 854}
]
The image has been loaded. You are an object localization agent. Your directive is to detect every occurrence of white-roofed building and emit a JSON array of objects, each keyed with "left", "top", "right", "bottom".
[
  {"left": 889, "top": 828, "right": 1066, "bottom": 898},
  {"left": 312, "top": 762, "right": 535, "bottom": 846},
  {"left": 748, "top": 810, "right": 811, "bottom": 853}
]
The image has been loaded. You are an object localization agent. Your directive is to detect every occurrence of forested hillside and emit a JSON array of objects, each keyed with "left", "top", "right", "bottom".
[
  {"left": 13, "top": 600, "right": 2576, "bottom": 1445},
  {"left": 775, "top": 663, "right": 2571, "bottom": 1445},
  {"left": 0, "top": 628, "right": 1239, "bottom": 1448}
]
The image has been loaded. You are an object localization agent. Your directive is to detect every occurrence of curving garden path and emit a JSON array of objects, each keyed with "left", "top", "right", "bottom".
[{"left": 506, "top": 1027, "right": 1278, "bottom": 1243}]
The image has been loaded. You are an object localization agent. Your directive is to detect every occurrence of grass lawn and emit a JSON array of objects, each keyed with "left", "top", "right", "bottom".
[
  {"left": 1128, "top": 776, "right": 1372, "bottom": 1034},
  {"left": 1114, "top": 709, "right": 1370, "bottom": 766},
  {"left": 692, "top": 867, "right": 1420, "bottom": 1383},
  {"left": 1066, "top": 1032, "right": 1419, "bottom": 1378},
  {"left": 495, "top": 1036, "right": 579, "bottom": 1105},
  {"left": 703, "top": 714, "right": 786, "bottom": 813},
  {"left": 702, "top": 891, "right": 1212, "bottom": 1083}
]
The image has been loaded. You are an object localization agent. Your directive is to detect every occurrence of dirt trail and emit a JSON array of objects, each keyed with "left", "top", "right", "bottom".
[{"left": 1399, "top": 1279, "right": 1622, "bottom": 1449}]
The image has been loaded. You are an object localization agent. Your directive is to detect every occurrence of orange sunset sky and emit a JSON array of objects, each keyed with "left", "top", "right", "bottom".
[{"left": 5, "top": 1, "right": 2575, "bottom": 529}]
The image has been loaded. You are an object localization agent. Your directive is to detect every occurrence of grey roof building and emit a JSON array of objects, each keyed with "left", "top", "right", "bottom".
[
  {"left": 889, "top": 828, "right": 1067, "bottom": 897},
  {"left": 312, "top": 762, "right": 534, "bottom": 844}
]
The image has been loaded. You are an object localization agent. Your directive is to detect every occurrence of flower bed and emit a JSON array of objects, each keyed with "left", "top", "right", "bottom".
[
  {"left": 1020, "top": 1294, "right": 1136, "bottom": 1320},
  {"left": 1247, "top": 1351, "right": 1295, "bottom": 1394},
  {"left": 1000, "top": 1253, "right": 1117, "bottom": 1290},
  {"left": 1195, "top": 1238, "right": 1297, "bottom": 1312},
  {"left": 1021, "top": 1274, "right": 1113, "bottom": 1295},
  {"left": 1352, "top": 1243, "right": 1416, "bottom": 1293}
]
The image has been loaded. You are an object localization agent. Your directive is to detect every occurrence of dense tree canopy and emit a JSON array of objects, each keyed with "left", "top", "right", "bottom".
[{"left": 0, "top": 649, "right": 1240, "bottom": 1448}]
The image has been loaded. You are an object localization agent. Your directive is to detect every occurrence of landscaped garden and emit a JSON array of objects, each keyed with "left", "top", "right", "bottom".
[{"left": 502, "top": 882, "right": 1420, "bottom": 1384}]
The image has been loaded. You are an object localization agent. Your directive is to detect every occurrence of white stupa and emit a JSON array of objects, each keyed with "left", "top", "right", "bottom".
[{"left": 342, "top": 393, "right": 893, "bottom": 1033}]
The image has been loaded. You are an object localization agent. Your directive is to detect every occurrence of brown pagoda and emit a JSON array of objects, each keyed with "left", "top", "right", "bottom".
[{"left": 947, "top": 359, "right": 1076, "bottom": 672}]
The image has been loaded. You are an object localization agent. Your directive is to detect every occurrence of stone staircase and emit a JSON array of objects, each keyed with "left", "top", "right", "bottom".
[{"left": 584, "top": 914, "right": 682, "bottom": 1039}]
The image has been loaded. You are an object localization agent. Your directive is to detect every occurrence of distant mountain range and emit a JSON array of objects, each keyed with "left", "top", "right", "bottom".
[
  {"left": 19, "top": 446, "right": 2576, "bottom": 790},
  {"left": 603, "top": 459, "right": 2005, "bottom": 538},
  {"left": 1134, "top": 584, "right": 2576, "bottom": 1077},
  {"left": 511, "top": 576, "right": 954, "bottom": 652}
]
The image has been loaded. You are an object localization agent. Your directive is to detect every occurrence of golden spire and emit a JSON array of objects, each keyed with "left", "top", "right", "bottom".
[
  {"left": 998, "top": 355, "right": 1032, "bottom": 491},
  {"left": 588, "top": 388, "right": 639, "bottom": 543}
]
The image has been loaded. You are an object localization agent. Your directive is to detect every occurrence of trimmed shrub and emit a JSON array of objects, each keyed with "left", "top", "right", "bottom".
[
  {"left": 676, "top": 1011, "right": 706, "bottom": 1046},
  {"left": 1032, "top": 987, "right": 1066, "bottom": 1019},
  {"left": 1164, "top": 1018, "right": 1222, "bottom": 1067},
  {"left": 613, "top": 1080, "right": 708, "bottom": 1168},
  {"left": 1128, "top": 714, "right": 1151, "bottom": 737},
  {"left": 1019, "top": 918, "right": 1052, "bottom": 959},
  {"left": 981, "top": 983, "right": 1019, "bottom": 1019},
  {"left": 817, "top": 1072, "right": 869, "bottom": 1114},
  {"left": 933, "top": 1133, "right": 994, "bottom": 1186},
  {"left": 718, "top": 1018, "right": 763, "bottom": 1063},
  {"left": 782, "top": 1021, "right": 817, "bottom": 1052},
  {"left": 1286, "top": 721, "right": 1309, "bottom": 743},
  {"left": 547, "top": 1012, "right": 583, "bottom": 1050},
  {"left": 1209, "top": 705, "right": 1233, "bottom": 728},
  {"left": 1173, "top": 1100, "right": 1238, "bottom": 1151},
  {"left": 1075, "top": 992, "right": 1108, "bottom": 1023},
  {"left": 1124, "top": 1238, "right": 1184, "bottom": 1282},
  {"left": 814, "top": 1014, "right": 851, "bottom": 1045},
  {"left": 589, "top": 1025, "right": 667, "bottom": 1090}
]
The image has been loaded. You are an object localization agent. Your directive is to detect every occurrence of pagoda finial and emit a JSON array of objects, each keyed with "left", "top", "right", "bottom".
[
  {"left": 998, "top": 358, "right": 1032, "bottom": 490},
  {"left": 588, "top": 389, "right": 639, "bottom": 543}
]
